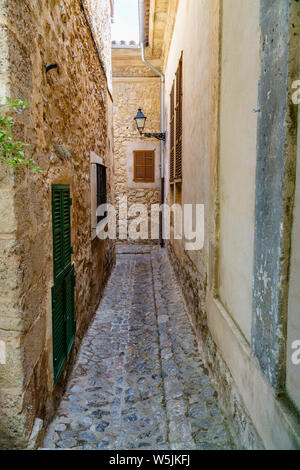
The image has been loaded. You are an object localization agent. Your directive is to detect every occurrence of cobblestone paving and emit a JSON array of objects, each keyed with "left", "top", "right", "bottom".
[{"left": 43, "top": 246, "right": 234, "bottom": 450}]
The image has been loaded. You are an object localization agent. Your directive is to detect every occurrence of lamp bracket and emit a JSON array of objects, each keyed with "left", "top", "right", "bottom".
[{"left": 139, "top": 132, "right": 166, "bottom": 141}]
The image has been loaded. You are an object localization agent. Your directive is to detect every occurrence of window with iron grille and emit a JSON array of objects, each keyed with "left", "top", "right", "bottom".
[
  {"left": 96, "top": 163, "right": 107, "bottom": 223},
  {"left": 133, "top": 150, "right": 155, "bottom": 182}
]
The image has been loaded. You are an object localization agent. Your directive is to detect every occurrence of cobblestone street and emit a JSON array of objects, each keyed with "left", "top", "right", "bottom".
[{"left": 43, "top": 246, "right": 234, "bottom": 450}]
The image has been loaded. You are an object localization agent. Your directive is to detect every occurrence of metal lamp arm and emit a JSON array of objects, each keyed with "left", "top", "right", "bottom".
[{"left": 138, "top": 131, "right": 166, "bottom": 141}]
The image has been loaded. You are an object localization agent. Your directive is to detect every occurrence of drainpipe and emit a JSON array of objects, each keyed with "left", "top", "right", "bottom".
[{"left": 138, "top": 0, "right": 165, "bottom": 247}]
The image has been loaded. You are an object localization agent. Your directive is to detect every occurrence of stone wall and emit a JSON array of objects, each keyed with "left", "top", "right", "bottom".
[
  {"left": 85, "top": 0, "right": 113, "bottom": 94},
  {"left": 0, "top": 0, "right": 114, "bottom": 449},
  {"left": 112, "top": 76, "right": 161, "bottom": 243}
]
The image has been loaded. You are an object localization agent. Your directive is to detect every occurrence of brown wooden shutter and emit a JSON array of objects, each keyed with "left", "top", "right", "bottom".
[
  {"left": 175, "top": 55, "right": 183, "bottom": 180},
  {"left": 134, "top": 150, "right": 154, "bottom": 182},
  {"left": 170, "top": 83, "right": 175, "bottom": 183}
]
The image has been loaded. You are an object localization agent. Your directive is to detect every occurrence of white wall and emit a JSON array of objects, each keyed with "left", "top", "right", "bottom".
[
  {"left": 286, "top": 109, "right": 300, "bottom": 413},
  {"left": 164, "top": 0, "right": 215, "bottom": 266},
  {"left": 218, "top": 0, "right": 261, "bottom": 342}
]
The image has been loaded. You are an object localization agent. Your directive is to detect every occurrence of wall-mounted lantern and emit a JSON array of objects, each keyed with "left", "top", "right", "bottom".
[{"left": 134, "top": 108, "right": 166, "bottom": 141}]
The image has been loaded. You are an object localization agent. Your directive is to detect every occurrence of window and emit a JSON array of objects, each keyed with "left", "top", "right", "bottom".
[
  {"left": 96, "top": 163, "right": 107, "bottom": 223},
  {"left": 170, "top": 54, "right": 183, "bottom": 183},
  {"left": 90, "top": 151, "right": 107, "bottom": 239},
  {"left": 133, "top": 150, "right": 155, "bottom": 182}
]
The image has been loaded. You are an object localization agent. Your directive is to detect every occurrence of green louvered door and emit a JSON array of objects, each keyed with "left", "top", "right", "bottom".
[
  {"left": 65, "top": 264, "right": 76, "bottom": 355},
  {"left": 51, "top": 184, "right": 76, "bottom": 383},
  {"left": 51, "top": 280, "right": 65, "bottom": 383}
]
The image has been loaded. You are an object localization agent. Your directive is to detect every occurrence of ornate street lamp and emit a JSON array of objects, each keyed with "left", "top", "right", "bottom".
[{"left": 134, "top": 108, "right": 166, "bottom": 141}]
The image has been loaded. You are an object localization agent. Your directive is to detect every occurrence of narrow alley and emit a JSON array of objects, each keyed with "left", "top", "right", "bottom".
[
  {"left": 43, "top": 246, "right": 233, "bottom": 450},
  {"left": 0, "top": 0, "right": 299, "bottom": 452}
]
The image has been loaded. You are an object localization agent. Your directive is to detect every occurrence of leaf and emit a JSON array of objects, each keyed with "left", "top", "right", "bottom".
[{"left": 0, "top": 98, "right": 43, "bottom": 173}]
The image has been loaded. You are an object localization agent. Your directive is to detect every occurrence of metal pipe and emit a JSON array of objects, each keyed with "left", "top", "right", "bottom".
[{"left": 138, "top": 0, "right": 165, "bottom": 247}]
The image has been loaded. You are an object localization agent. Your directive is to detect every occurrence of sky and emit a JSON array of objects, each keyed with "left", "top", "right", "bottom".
[{"left": 111, "top": 0, "right": 139, "bottom": 43}]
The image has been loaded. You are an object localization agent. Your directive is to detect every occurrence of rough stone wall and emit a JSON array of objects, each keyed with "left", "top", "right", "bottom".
[
  {"left": 85, "top": 0, "right": 113, "bottom": 94},
  {"left": 112, "top": 76, "right": 161, "bottom": 243},
  {"left": 0, "top": 0, "right": 114, "bottom": 449}
]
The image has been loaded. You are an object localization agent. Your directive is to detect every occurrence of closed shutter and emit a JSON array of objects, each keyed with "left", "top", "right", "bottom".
[
  {"left": 52, "top": 280, "right": 66, "bottom": 383},
  {"left": 175, "top": 55, "right": 183, "bottom": 180},
  {"left": 170, "top": 83, "right": 175, "bottom": 183},
  {"left": 51, "top": 184, "right": 76, "bottom": 384},
  {"left": 97, "top": 164, "right": 107, "bottom": 223},
  {"left": 134, "top": 150, "right": 154, "bottom": 182},
  {"left": 52, "top": 185, "right": 72, "bottom": 281},
  {"left": 65, "top": 264, "right": 76, "bottom": 355}
]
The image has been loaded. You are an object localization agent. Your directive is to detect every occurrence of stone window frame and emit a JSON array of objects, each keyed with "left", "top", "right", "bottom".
[{"left": 125, "top": 141, "right": 160, "bottom": 190}]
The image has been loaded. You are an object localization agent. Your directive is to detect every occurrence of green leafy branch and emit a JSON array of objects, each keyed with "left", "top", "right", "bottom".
[{"left": 0, "top": 98, "right": 42, "bottom": 173}]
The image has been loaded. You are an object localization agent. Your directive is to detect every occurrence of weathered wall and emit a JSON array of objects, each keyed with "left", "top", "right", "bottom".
[
  {"left": 286, "top": 107, "right": 300, "bottom": 414},
  {"left": 165, "top": 0, "right": 300, "bottom": 450},
  {"left": 164, "top": 0, "right": 215, "bottom": 281},
  {"left": 252, "top": 0, "right": 300, "bottom": 393},
  {"left": 207, "top": 0, "right": 300, "bottom": 447},
  {"left": 112, "top": 74, "right": 160, "bottom": 242},
  {"left": 164, "top": 0, "right": 263, "bottom": 449},
  {"left": 218, "top": 0, "right": 261, "bottom": 342},
  {"left": 0, "top": 0, "right": 114, "bottom": 449},
  {"left": 85, "top": 0, "right": 113, "bottom": 94},
  {"left": 164, "top": 0, "right": 216, "bottom": 351}
]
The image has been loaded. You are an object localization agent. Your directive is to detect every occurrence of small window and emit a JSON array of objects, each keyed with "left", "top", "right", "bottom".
[
  {"left": 96, "top": 163, "right": 107, "bottom": 223},
  {"left": 134, "top": 150, "right": 155, "bottom": 182}
]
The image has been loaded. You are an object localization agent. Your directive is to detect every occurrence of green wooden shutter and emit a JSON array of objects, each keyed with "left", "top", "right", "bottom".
[
  {"left": 52, "top": 279, "right": 66, "bottom": 383},
  {"left": 52, "top": 185, "right": 72, "bottom": 281},
  {"left": 65, "top": 264, "right": 76, "bottom": 355},
  {"left": 51, "top": 184, "right": 76, "bottom": 384}
]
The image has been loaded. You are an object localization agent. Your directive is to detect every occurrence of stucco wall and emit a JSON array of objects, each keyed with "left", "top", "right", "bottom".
[
  {"left": 165, "top": 0, "right": 300, "bottom": 449},
  {"left": 164, "top": 0, "right": 263, "bottom": 449},
  {"left": 218, "top": 0, "right": 261, "bottom": 342},
  {"left": 286, "top": 105, "right": 300, "bottom": 413},
  {"left": 164, "top": 0, "right": 209, "bottom": 286},
  {"left": 0, "top": 0, "right": 114, "bottom": 449},
  {"left": 164, "top": 0, "right": 219, "bottom": 329}
]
